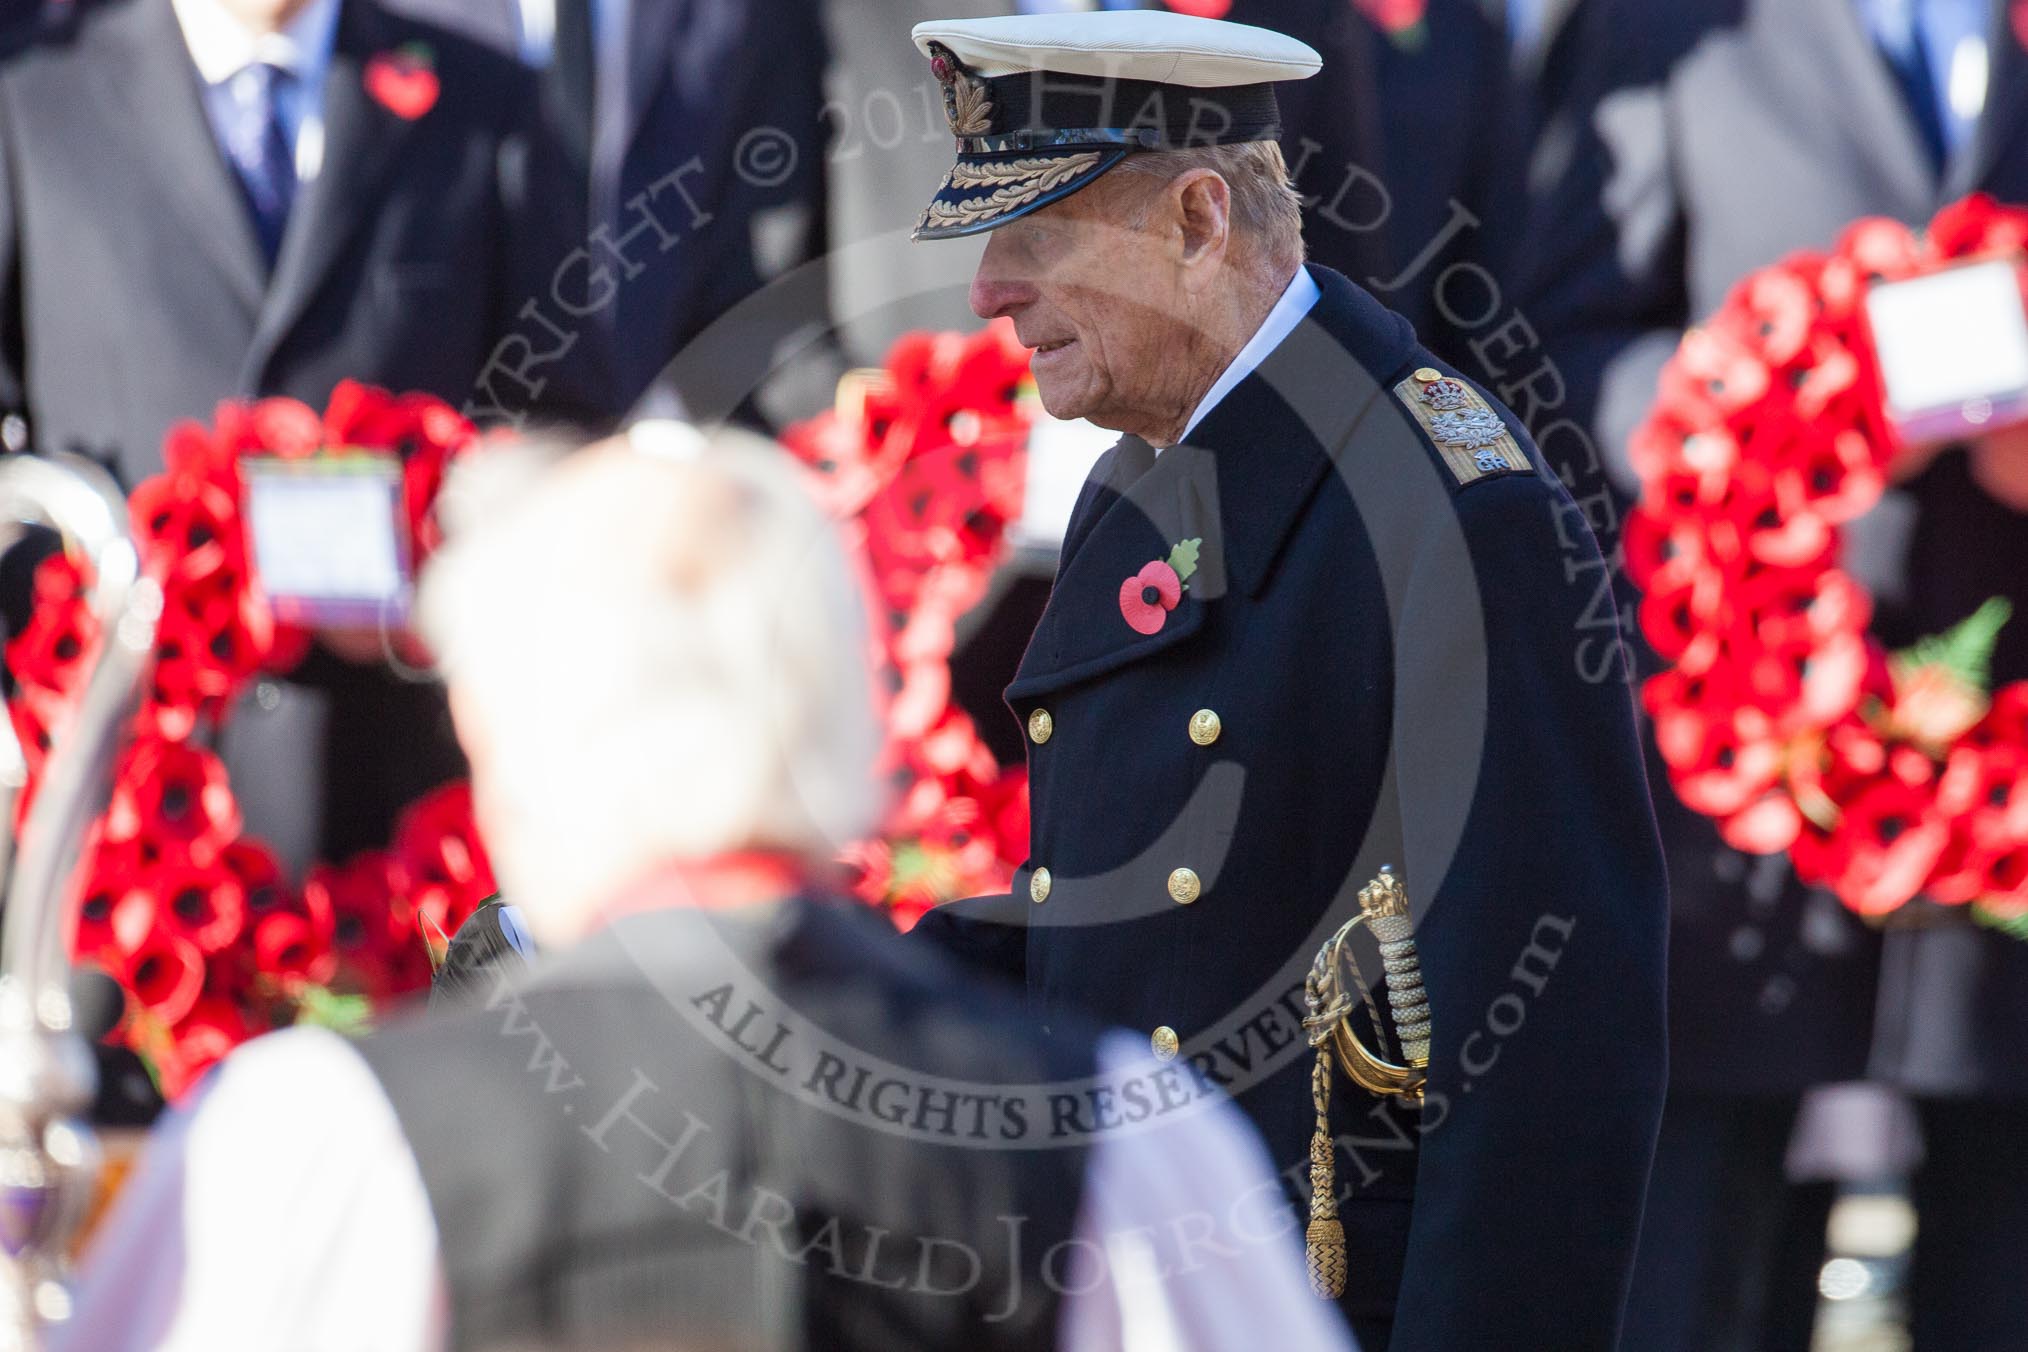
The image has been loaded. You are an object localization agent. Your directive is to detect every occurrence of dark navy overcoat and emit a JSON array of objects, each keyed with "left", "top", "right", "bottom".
[{"left": 916, "top": 264, "right": 1669, "bottom": 1351}]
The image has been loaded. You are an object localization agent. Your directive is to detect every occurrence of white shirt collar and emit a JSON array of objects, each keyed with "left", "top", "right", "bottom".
[
  {"left": 1175, "top": 264, "right": 1323, "bottom": 445},
  {"left": 171, "top": 0, "right": 341, "bottom": 88}
]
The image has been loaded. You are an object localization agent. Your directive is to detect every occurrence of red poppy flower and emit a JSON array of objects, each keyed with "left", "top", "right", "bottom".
[
  {"left": 1119, "top": 560, "right": 1182, "bottom": 635},
  {"left": 364, "top": 46, "right": 440, "bottom": 121},
  {"left": 1721, "top": 792, "right": 1805, "bottom": 854},
  {"left": 70, "top": 833, "right": 156, "bottom": 965},
  {"left": 248, "top": 398, "right": 326, "bottom": 458},
  {"left": 391, "top": 781, "right": 497, "bottom": 943},
  {"left": 321, "top": 380, "right": 403, "bottom": 445},
  {"left": 1835, "top": 217, "right": 1923, "bottom": 282},
  {"left": 148, "top": 858, "right": 248, "bottom": 955},
  {"left": 129, "top": 473, "right": 243, "bottom": 589},
  {"left": 1976, "top": 844, "right": 2028, "bottom": 911},
  {"left": 1717, "top": 261, "right": 1820, "bottom": 367},
  {"left": 1927, "top": 193, "right": 2028, "bottom": 259},
  {"left": 888, "top": 657, "right": 953, "bottom": 742},
  {"left": 1352, "top": 0, "right": 1427, "bottom": 33},
  {"left": 118, "top": 923, "right": 206, "bottom": 1024},
  {"left": 253, "top": 910, "right": 337, "bottom": 985},
  {"left": 306, "top": 851, "right": 413, "bottom": 995},
  {"left": 1792, "top": 776, "right": 1949, "bottom": 915},
  {"left": 6, "top": 597, "right": 98, "bottom": 700},
  {"left": 1664, "top": 702, "right": 1783, "bottom": 818},
  {"left": 106, "top": 740, "right": 240, "bottom": 864},
  {"left": 1966, "top": 683, "right": 2028, "bottom": 752},
  {"left": 161, "top": 420, "right": 235, "bottom": 490},
  {"left": 1658, "top": 327, "right": 1772, "bottom": 427},
  {"left": 1771, "top": 426, "right": 1883, "bottom": 525},
  {"left": 155, "top": 995, "right": 257, "bottom": 1102}
]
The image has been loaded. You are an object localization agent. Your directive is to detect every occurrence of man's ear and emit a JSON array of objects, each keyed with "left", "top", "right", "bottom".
[{"left": 1170, "top": 169, "right": 1231, "bottom": 290}]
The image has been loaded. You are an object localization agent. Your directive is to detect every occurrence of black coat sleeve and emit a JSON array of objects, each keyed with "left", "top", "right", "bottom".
[
  {"left": 1386, "top": 468, "right": 1669, "bottom": 1352},
  {"left": 1512, "top": 0, "right": 1703, "bottom": 496}
]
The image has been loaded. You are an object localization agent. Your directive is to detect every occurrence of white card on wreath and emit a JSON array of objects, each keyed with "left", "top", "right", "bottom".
[
  {"left": 1866, "top": 257, "right": 2028, "bottom": 443},
  {"left": 242, "top": 453, "right": 412, "bottom": 627}
]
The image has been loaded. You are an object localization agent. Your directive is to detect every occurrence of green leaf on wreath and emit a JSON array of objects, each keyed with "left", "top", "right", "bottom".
[
  {"left": 1973, "top": 903, "right": 2028, "bottom": 944},
  {"left": 1167, "top": 538, "right": 1201, "bottom": 584},
  {"left": 293, "top": 985, "right": 376, "bottom": 1039},
  {"left": 1894, "top": 597, "right": 2013, "bottom": 694}
]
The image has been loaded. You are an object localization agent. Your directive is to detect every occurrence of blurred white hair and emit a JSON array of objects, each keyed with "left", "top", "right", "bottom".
[{"left": 418, "top": 429, "right": 883, "bottom": 935}]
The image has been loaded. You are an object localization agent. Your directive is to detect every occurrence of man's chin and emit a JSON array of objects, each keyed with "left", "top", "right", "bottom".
[{"left": 1033, "top": 374, "right": 1100, "bottom": 426}]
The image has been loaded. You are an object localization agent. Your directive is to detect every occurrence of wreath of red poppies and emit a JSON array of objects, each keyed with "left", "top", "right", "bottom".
[
  {"left": 780, "top": 319, "right": 1036, "bottom": 930},
  {"left": 7, "top": 383, "right": 495, "bottom": 1098},
  {"left": 1628, "top": 194, "right": 2028, "bottom": 926}
]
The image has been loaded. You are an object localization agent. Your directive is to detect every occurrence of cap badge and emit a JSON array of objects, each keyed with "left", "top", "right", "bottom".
[{"left": 927, "top": 41, "right": 994, "bottom": 137}]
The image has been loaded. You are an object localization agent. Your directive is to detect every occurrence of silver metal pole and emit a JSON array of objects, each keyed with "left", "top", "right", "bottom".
[{"left": 0, "top": 454, "right": 158, "bottom": 1349}]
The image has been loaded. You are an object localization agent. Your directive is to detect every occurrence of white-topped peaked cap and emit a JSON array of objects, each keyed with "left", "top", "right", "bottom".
[
  {"left": 910, "top": 11, "right": 1321, "bottom": 85},
  {"left": 908, "top": 11, "right": 1321, "bottom": 241}
]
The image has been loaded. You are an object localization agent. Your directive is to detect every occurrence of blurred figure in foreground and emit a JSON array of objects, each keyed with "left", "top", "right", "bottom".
[{"left": 62, "top": 430, "right": 1355, "bottom": 1352}]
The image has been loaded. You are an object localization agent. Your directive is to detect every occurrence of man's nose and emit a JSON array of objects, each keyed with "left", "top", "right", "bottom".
[{"left": 969, "top": 234, "right": 1035, "bottom": 320}]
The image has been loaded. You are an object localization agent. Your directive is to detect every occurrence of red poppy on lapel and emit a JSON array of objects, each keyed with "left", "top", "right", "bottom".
[
  {"left": 1161, "top": 0, "right": 1233, "bottom": 18},
  {"left": 1120, "top": 560, "right": 1183, "bottom": 636},
  {"left": 2012, "top": 0, "right": 2028, "bottom": 54},
  {"left": 364, "top": 42, "right": 440, "bottom": 122},
  {"left": 1353, "top": 0, "right": 1428, "bottom": 46}
]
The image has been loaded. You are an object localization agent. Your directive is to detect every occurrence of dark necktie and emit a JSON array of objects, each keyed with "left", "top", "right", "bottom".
[
  {"left": 548, "top": 0, "right": 597, "bottom": 177},
  {"left": 1877, "top": 12, "right": 1950, "bottom": 173},
  {"left": 222, "top": 62, "right": 297, "bottom": 267}
]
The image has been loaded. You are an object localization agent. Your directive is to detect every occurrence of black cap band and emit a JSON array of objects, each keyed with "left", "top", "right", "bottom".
[{"left": 977, "top": 71, "right": 1282, "bottom": 151}]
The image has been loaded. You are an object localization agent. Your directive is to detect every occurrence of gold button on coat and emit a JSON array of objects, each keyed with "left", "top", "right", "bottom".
[
  {"left": 1028, "top": 708, "right": 1053, "bottom": 744},
  {"left": 1151, "top": 1026, "right": 1180, "bottom": 1062},
  {"left": 1188, "top": 709, "right": 1221, "bottom": 746},
  {"left": 1029, "top": 868, "right": 1052, "bottom": 904},
  {"left": 1414, "top": 366, "right": 1444, "bottom": 384},
  {"left": 1167, "top": 867, "right": 1201, "bottom": 905}
]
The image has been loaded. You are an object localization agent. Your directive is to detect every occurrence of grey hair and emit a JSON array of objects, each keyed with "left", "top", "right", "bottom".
[
  {"left": 1111, "top": 139, "right": 1307, "bottom": 279},
  {"left": 418, "top": 429, "right": 883, "bottom": 934}
]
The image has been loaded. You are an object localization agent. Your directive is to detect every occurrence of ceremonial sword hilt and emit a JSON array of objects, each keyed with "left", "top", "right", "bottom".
[{"left": 1298, "top": 867, "right": 1431, "bottom": 1299}]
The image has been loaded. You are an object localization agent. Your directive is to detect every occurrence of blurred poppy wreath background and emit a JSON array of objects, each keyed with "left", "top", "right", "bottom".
[
  {"left": 8, "top": 325, "right": 1039, "bottom": 1100},
  {"left": 1628, "top": 194, "right": 2028, "bottom": 931}
]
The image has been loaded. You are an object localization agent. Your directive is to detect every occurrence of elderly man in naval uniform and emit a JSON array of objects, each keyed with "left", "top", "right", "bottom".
[{"left": 904, "top": 12, "right": 1670, "bottom": 1351}]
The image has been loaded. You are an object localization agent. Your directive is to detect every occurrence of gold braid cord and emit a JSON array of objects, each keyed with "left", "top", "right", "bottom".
[
  {"left": 916, "top": 153, "right": 1103, "bottom": 232},
  {"left": 1302, "top": 961, "right": 1347, "bottom": 1300}
]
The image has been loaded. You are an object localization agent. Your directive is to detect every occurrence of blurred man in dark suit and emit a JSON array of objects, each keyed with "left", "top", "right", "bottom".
[
  {"left": 1230, "top": 0, "right": 1589, "bottom": 371},
  {"left": 464, "top": 0, "right": 834, "bottom": 423},
  {"left": 1523, "top": 2, "right": 2028, "bottom": 1347},
  {"left": 0, "top": 0, "right": 604, "bottom": 869}
]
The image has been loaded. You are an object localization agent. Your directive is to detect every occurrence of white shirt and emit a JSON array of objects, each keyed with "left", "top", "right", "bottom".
[
  {"left": 171, "top": 0, "right": 340, "bottom": 186},
  {"left": 62, "top": 1027, "right": 1357, "bottom": 1352},
  {"left": 1177, "top": 264, "right": 1323, "bottom": 445},
  {"left": 513, "top": 0, "right": 629, "bottom": 73}
]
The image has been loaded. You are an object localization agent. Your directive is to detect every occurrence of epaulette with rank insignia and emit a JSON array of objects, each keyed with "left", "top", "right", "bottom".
[{"left": 1392, "top": 367, "right": 1532, "bottom": 488}]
